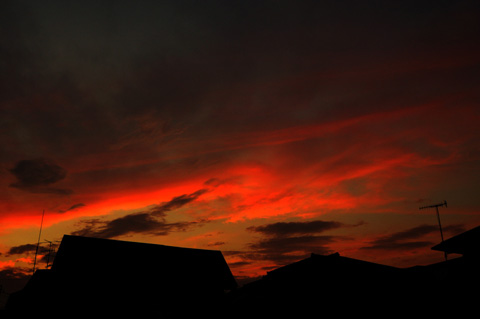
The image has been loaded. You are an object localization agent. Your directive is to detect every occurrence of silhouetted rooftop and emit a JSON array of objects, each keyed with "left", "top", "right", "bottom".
[
  {"left": 52, "top": 234, "right": 237, "bottom": 290},
  {"left": 6, "top": 235, "right": 237, "bottom": 316},
  {"left": 266, "top": 252, "right": 399, "bottom": 278},
  {"left": 431, "top": 226, "right": 480, "bottom": 256}
]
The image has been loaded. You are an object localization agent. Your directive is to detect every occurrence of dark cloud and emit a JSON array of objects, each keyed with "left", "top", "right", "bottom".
[
  {"left": 58, "top": 203, "right": 86, "bottom": 214},
  {"left": 203, "top": 177, "right": 242, "bottom": 187},
  {"left": 9, "top": 158, "right": 66, "bottom": 187},
  {"left": 223, "top": 236, "right": 339, "bottom": 268},
  {"left": 247, "top": 220, "right": 345, "bottom": 237},
  {"left": 71, "top": 189, "right": 209, "bottom": 238},
  {"left": 150, "top": 189, "right": 208, "bottom": 217},
  {"left": 362, "top": 240, "right": 434, "bottom": 251},
  {"left": 6, "top": 244, "right": 38, "bottom": 256},
  {"left": 72, "top": 213, "right": 167, "bottom": 238},
  {"left": 249, "top": 235, "right": 336, "bottom": 261},
  {"left": 71, "top": 212, "right": 207, "bottom": 239},
  {"left": 207, "top": 242, "right": 225, "bottom": 247},
  {"left": 8, "top": 158, "right": 72, "bottom": 195},
  {"left": 6, "top": 242, "right": 55, "bottom": 258},
  {"left": 204, "top": 178, "right": 224, "bottom": 187},
  {"left": 443, "top": 224, "right": 468, "bottom": 236},
  {"left": 383, "top": 225, "right": 439, "bottom": 242},
  {"left": 361, "top": 224, "right": 466, "bottom": 251},
  {"left": 242, "top": 219, "right": 354, "bottom": 265}
]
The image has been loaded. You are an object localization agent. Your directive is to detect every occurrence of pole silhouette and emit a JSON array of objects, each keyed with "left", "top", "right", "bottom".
[
  {"left": 419, "top": 200, "right": 448, "bottom": 261},
  {"left": 33, "top": 210, "right": 45, "bottom": 274}
]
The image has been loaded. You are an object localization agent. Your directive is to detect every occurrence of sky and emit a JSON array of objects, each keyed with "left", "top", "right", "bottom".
[{"left": 1, "top": 0, "right": 480, "bottom": 292}]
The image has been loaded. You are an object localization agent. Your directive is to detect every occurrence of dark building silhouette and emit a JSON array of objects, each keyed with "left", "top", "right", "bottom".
[
  {"left": 6, "top": 235, "right": 237, "bottom": 317},
  {"left": 226, "top": 226, "right": 480, "bottom": 317},
  {"left": 431, "top": 225, "right": 480, "bottom": 258},
  {"left": 6, "top": 226, "right": 479, "bottom": 317},
  {"left": 225, "top": 252, "right": 410, "bottom": 317},
  {"left": 406, "top": 225, "right": 480, "bottom": 313}
]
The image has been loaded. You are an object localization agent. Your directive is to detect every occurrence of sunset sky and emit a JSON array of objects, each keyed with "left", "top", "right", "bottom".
[{"left": 1, "top": 0, "right": 480, "bottom": 291}]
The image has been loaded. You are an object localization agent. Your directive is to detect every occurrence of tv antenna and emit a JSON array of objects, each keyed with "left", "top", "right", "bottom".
[
  {"left": 419, "top": 200, "right": 448, "bottom": 261},
  {"left": 44, "top": 239, "right": 53, "bottom": 269},
  {"left": 43, "top": 239, "right": 60, "bottom": 269}
]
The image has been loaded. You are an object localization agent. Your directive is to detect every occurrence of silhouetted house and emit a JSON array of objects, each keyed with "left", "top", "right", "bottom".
[
  {"left": 413, "top": 226, "right": 480, "bottom": 305},
  {"left": 227, "top": 227, "right": 480, "bottom": 318},
  {"left": 7, "top": 235, "right": 237, "bottom": 317},
  {"left": 431, "top": 225, "right": 480, "bottom": 259},
  {"left": 226, "top": 252, "right": 411, "bottom": 317},
  {"left": 379, "top": 225, "right": 480, "bottom": 316}
]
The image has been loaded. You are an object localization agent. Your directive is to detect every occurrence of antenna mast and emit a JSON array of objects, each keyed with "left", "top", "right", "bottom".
[
  {"left": 44, "top": 239, "right": 53, "bottom": 269},
  {"left": 33, "top": 210, "right": 45, "bottom": 274},
  {"left": 419, "top": 200, "right": 448, "bottom": 261}
]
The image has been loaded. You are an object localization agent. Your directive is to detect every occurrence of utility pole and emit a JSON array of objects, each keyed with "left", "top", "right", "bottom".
[
  {"left": 33, "top": 210, "right": 45, "bottom": 274},
  {"left": 419, "top": 200, "right": 448, "bottom": 261}
]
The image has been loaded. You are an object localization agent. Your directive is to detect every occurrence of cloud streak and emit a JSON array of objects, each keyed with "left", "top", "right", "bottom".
[
  {"left": 71, "top": 213, "right": 204, "bottom": 239},
  {"left": 71, "top": 189, "right": 209, "bottom": 239},
  {"left": 361, "top": 224, "right": 466, "bottom": 251},
  {"left": 58, "top": 203, "right": 86, "bottom": 214},
  {"left": 237, "top": 219, "right": 355, "bottom": 266},
  {"left": 6, "top": 244, "right": 38, "bottom": 256},
  {"left": 247, "top": 220, "right": 346, "bottom": 237},
  {"left": 149, "top": 189, "right": 209, "bottom": 217}
]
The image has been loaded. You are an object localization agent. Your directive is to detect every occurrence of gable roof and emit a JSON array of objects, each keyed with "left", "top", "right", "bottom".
[
  {"left": 431, "top": 226, "right": 480, "bottom": 256},
  {"left": 52, "top": 235, "right": 237, "bottom": 290},
  {"left": 7, "top": 235, "right": 237, "bottom": 316},
  {"left": 265, "top": 252, "right": 400, "bottom": 282},
  {"left": 225, "top": 252, "right": 408, "bottom": 318}
]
